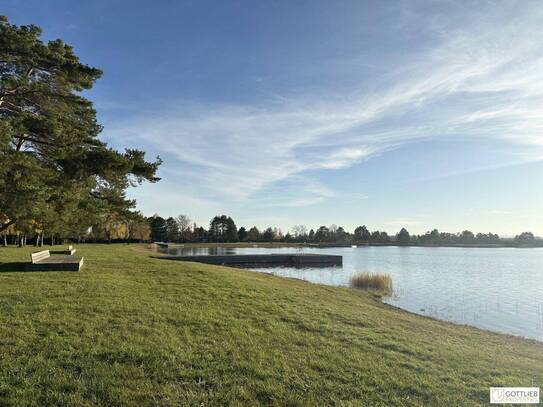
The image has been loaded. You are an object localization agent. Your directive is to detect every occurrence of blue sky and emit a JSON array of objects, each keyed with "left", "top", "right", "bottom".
[{"left": 5, "top": 0, "right": 543, "bottom": 235}]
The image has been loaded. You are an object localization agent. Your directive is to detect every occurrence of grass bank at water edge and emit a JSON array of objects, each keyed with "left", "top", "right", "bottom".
[{"left": 0, "top": 244, "right": 541, "bottom": 406}]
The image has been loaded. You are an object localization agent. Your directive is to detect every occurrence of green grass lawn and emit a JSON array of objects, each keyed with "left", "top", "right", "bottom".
[{"left": 0, "top": 244, "right": 541, "bottom": 406}]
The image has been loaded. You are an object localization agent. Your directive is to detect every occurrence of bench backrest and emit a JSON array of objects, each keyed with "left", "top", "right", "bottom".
[{"left": 31, "top": 250, "right": 50, "bottom": 263}]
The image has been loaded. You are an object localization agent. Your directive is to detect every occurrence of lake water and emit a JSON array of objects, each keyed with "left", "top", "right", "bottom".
[{"left": 160, "top": 245, "right": 543, "bottom": 341}]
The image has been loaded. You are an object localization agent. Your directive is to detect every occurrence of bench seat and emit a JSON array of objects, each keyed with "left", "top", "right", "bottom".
[
  {"left": 50, "top": 249, "right": 77, "bottom": 255},
  {"left": 50, "top": 245, "right": 76, "bottom": 255},
  {"left": 26, "top": 254, "right": 84, "bottom": 271}
]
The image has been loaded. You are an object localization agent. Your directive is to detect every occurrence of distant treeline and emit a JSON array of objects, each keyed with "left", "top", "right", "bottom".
[
  {"left": 3, "top": 211, "right": 540, "bottom": 247},
  {"left": 148, "top": 214, "right": 543, "bottom": 247}
]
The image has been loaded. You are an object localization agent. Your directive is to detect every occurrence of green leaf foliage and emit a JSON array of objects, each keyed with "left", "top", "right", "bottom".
[{"left": 0, "top": 16, "right": 161, "bottom": 236}]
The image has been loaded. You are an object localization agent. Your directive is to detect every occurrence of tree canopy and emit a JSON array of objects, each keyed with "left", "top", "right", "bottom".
[
  {"left": 0, "top": 16, "right": 161, "bottom": 239},
  {"left": 209, "top": 215, "right": 238, "bottom": 242},
  {"left": 397, "top": 227, "right": 410, "bottom": 244}
]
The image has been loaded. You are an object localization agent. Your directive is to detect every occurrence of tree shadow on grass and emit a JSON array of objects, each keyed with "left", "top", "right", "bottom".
[{"left": 0, "top": 262, "right": 27, "bottom": 272}]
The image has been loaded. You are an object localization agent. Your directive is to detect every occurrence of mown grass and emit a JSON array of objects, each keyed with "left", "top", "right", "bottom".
[
  {"left": 351, "top": 272, "right": 393, "bottom": 295},
  {"left": 0, "top": 244, "right": 541, "bottom": 406}
]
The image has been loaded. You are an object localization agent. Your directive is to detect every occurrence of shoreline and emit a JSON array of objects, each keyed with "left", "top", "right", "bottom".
[
  {"left": 259, "top": 269, "right": 543, "bottom": 345},
  {"left": 147, "top": 244, "right": 543, "bottom": 344},
  {"left": 153, "top": 242, "right": 543, "bottom": 249},
  {"left": 262, "top": 268, "right": 543, "bottom": 344}
]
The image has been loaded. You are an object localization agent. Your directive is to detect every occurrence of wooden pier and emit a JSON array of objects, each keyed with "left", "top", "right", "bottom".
[
  {"left": 156, "top": 253, "right": 342, "bottom": 268},
  {"left": 309, "top": 243, "right": 355, "bottom": 248}
]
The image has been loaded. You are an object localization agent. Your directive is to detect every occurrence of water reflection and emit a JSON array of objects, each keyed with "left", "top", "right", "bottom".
[{"left": 160, "top": 245, "right": 543, "bottom": 341}]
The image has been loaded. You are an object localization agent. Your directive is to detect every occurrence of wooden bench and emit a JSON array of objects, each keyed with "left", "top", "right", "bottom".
[
  {"left": 26, "top": 250, "right": 84, "bottom": 271},
  {"left": 50, "top": 245, "right": 77, "bottom": 255}
]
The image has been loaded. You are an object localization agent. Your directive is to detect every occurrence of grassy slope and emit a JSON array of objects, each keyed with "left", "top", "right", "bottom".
[{"left": 0, "top": 245, "right": 541, "bottom": 406}]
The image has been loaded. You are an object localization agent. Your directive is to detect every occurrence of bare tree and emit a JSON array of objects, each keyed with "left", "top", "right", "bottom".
[
  {"left": 175, "top": 214, "right": 192, "bottom": 241},
  {"left": 291, "top": 225, "right": 308, "bottom": 238}
]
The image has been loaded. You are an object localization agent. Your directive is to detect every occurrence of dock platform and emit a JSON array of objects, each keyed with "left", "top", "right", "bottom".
[{"left": 156, "top": 253, "right": 342, "bottom": 268}]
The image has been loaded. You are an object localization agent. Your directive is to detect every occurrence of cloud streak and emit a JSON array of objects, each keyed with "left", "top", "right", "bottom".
[{"left": 107, "top": 1, "right": 543, "bottom": 207}]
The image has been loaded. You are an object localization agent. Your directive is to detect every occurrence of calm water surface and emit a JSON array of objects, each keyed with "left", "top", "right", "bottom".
[{"left": 161, "top": 246, "right": 543, "bottom": 341}]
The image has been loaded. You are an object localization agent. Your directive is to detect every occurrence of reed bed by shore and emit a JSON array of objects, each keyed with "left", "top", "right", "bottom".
[{"left": 351, "top": 272, "right": 393, "bottom": 294}]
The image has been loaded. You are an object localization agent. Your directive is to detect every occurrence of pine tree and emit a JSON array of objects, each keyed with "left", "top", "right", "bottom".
[{"left": 0, "top": 16, "right": 161, "bottom": 236}]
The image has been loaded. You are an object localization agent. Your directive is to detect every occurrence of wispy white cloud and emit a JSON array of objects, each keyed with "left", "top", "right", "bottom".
[
  {"left": 488, "top": 209, "right": 513, "bottom": 216},
  {"left": 261, "top": 177, "right": 335, "bottom": 208},
  {"left": 406, "top": 157, "right": 543, "bottom": 184},
  {"left": 108, "top": 1, "right": 543, "bottom": 207},
  {"left": 385, "top": 218, "right": 422, "bottom": 227}
]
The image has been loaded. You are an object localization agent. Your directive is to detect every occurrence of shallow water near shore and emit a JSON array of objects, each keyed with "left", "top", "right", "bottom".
[{"left": 160, "top": 245, "right": 543, "bottom": 341}]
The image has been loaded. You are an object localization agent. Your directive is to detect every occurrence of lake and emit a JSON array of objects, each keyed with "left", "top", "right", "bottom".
[{"left": 160, "top": 245, "right": 543, "bottom": 341}]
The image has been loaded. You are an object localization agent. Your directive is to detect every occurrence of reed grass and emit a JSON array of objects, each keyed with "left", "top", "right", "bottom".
[{"left": 351, "top": 272, "right": 393, "bottom": 294}]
